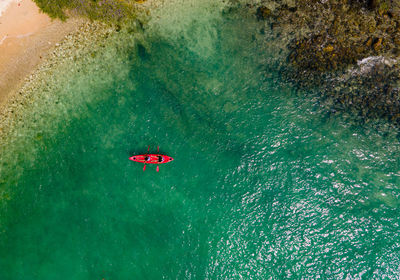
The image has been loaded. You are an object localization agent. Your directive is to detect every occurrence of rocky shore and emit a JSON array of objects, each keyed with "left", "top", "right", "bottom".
[
  {"left": 253, "top": 0, "right": 400, "bottom": 124},
  {"left": 3, "top": 0, "right": 400, "bottom": 127}
]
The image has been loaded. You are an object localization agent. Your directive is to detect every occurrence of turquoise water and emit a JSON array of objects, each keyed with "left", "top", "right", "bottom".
[{"left": 1, "top": 1, "right": 400, "bottom": 279}]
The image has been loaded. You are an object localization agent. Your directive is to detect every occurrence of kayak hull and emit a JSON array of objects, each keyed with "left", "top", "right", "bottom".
[{"left": 129, "top": 154, "right": 174, "bottom": 164}]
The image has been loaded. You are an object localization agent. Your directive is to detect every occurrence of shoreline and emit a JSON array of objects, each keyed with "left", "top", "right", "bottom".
[
  {"left": 0, "top": 20, "right": 117, "bottom": 142},
  {"left": 1, "top": 0, "right": 400, "bottom": 129},
  {"left": 0, "top": 0, "right": 82, "bottom": 111}
]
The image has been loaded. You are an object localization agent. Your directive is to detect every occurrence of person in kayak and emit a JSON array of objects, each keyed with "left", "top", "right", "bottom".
[
  {"left": 158, "top": 156, "right": 163, "bottom": 163},
  {"left": 145, "top": 156, "right": 150, "bottom": 161}
]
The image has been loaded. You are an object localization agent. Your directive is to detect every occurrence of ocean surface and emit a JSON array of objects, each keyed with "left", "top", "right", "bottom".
[{"left": 1, "top": 1, "right": 400, "bottom": 279}]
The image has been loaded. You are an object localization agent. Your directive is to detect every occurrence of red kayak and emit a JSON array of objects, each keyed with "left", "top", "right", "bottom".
[{"left": 129, "top": 146, "right": 174, "bottom": 172}]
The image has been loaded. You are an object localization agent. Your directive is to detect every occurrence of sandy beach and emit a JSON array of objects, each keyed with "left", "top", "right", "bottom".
[{"left": 0, "top": 0, "right": 81, "bottom": 109}]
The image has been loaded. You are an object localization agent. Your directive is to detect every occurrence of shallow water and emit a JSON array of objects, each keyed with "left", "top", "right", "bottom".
[{"left": 1, "top": 1, "right": 400, "bottom": 279}]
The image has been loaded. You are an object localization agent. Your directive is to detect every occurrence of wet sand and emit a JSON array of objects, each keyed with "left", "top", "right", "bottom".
[{"left": 0, "top": 0, "right": 81, "bottom": 109}]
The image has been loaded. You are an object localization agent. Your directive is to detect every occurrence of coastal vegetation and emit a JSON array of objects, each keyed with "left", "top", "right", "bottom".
[{"left": 33, "top": 0, "right": 145, "bottom": 21}]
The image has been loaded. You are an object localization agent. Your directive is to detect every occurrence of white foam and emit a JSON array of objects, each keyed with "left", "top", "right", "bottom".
[
  {"left": 346, "top": 56, "right": 398, "bottom": 77},
  {"left": 357, "top": 56, "right": 397, "bottom": 68},
  {"left": 0, "top": 35, "right": 7, "bottom": 45},
  {"left": 0, "top": 32, "right": 33, "bottom": 46}
]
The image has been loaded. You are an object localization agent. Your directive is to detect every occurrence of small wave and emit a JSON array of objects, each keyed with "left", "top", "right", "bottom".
[
  {"left": 332, "top": 55, "right": 399, "bottom": 83},
  {"left": 357, "top": 55, "right": 397, "bottom": 68},
  {"left": 15, "top": 32, "right": 33, "bottom": 39},
  {"left": 0, "top": 32, "right": 34, "bottom": 46},
  {"left": 352, "top": 56, "right": 398, "bottom": 76},
  {"left": 0, "top": 35, "right": 7, "bottom": 45}
]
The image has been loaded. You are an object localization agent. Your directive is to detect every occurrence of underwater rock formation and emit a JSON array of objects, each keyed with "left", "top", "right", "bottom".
[
  {"left": 254, "top": 0, "right": 400, "bottom": 123},
  {"left": 255, "top": 0, "right": 400, "bottom": 71},
  {"left": 321, "top": 56, "right": 400, "bottom": 122}
]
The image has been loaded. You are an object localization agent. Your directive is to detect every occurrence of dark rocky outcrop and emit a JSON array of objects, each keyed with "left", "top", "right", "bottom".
[{"left": 253, "top": 0, "right": 400, "bottom": 124}]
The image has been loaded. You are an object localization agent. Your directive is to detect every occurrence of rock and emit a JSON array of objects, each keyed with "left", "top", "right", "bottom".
[
  {"left": 365, "top": 37, "right": 373, "bottom": 47},
  {"left": 394, "top": 36, "right": 400, "bottom": 46},
  {"left": 256, "top": 6, "right": 272, "bottom": 20},
  {"left": 373, "top": 38, "right": 383, "bottom": 51},
  {"left": 378, "top": 2, "right": 390, "bottom": 16},
  {"left": 323, "top": 45, "right": 334, "bottom": 53},
  {"left": 368, "top": 0, "right": 381, "bottom": 10}
]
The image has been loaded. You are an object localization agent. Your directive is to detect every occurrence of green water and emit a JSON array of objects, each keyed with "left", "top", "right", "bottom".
[{"left": 1, "top": 1, "right": 400, "bottom": 279}]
